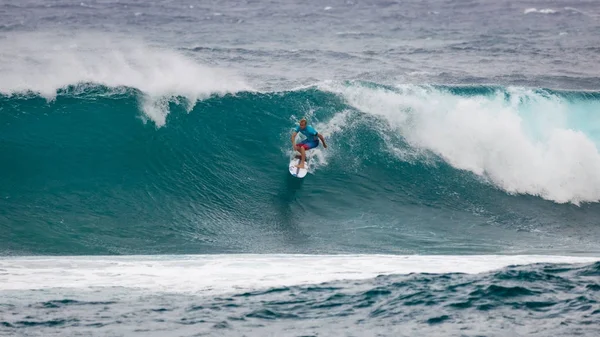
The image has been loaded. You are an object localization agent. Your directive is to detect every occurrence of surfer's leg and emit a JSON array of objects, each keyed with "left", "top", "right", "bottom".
[
  {"left": 297, "top": 146, "right": 306, "bottom": 168},
  {"left": 297, "top": 140, "right": 319, "bottom": 168},
  {"left": 294, "top": 141, "right": 308, "bottom": 168}
]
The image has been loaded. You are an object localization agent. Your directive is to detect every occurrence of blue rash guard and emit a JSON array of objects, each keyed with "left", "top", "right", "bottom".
[{"left": 294, "top": 125, "right": 320, "bottom": 149}]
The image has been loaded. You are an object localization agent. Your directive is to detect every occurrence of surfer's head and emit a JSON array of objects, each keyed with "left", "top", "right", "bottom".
[{"left": 299, "top": 118, "right": 307, "bottom": 129}]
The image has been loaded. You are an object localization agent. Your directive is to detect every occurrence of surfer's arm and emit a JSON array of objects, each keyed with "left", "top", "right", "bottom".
[
  {"left": 291, "top": 131, "right": 298, "bottom": 146},
  {"left": 317, "top": 133, "right": 327, "bottom": 148}
]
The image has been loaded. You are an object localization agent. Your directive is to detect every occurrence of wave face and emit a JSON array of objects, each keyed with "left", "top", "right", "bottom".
[{"left": 2, "top": 82, "right": 600, "bottom": 256}]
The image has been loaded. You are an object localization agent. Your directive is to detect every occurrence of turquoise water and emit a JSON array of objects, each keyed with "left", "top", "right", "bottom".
[
  {"left": 2, "top": 0, "right": 600, "bottom": 335},
  {"left": 4, "top": 84, "right": 600, "bottom": 256}
]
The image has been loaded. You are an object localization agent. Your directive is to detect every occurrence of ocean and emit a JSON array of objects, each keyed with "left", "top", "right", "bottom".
[{"left": 1, "top": 0, "right": 600, "bottom": 336}]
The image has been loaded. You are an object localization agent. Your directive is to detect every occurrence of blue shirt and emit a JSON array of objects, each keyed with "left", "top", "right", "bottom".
[{"left": 294, "top": 125, "right": 319, "bottom": 141}]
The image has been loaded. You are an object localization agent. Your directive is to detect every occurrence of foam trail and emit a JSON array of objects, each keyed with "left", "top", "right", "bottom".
[
  {"left": 321, "top": 82, "right": 600, "bottom": 204},
  {"left": 0, "top": 32, "right": 251, "bottom": 126},
  {"left": 310, "top": 109, "right": 352, "bottom": 171},
  {"left": 1, "top": 255, "right": 597, "bottom": 295}
]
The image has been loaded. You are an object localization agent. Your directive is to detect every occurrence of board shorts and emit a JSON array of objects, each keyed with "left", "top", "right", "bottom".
[{"left": 297, "top": 139, "right": 319, "bottom": 150}]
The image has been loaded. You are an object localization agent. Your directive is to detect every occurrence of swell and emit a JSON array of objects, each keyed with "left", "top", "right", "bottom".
[{"left": 2, "top": 83, "right": 600, "bottom": 255}]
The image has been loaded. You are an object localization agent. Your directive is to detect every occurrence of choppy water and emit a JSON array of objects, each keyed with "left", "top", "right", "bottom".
[
  {"left": 2, "top": 255, "right": 600, "bottom": 337},
  {"left": 2, "top": 0, "right": 600, "bottom": 336}
]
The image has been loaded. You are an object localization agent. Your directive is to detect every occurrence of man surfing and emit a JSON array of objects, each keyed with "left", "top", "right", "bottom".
[{"left": 291, "top": 118, "right": 327, "bottom": 169}]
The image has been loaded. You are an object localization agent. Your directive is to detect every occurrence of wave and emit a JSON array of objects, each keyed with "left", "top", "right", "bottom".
[
  {"left": 319, "top": 81, "right": 600, "bottom": 204},
  {"left": 524, "top": 8, "right": 558, "bottom": 15},
  {"left": 3, "top": 79, "right": 600, "bottom": 255},
  {"left": 0, "top": 32, "right": 251, "bottom": 126}
]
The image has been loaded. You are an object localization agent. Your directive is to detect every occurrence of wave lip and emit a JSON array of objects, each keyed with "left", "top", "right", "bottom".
[{"left": 319, "top": 81, "right": 600, "bottom": 205}]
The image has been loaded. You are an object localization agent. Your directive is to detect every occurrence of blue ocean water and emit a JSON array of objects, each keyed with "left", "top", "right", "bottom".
[{"left": 2, "top": 0, "right": 600, "bottom": 336}]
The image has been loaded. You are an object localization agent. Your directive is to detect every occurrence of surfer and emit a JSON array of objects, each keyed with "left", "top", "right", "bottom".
[{"left": 291, "top": 118, "right": 327, "bottom": 169}]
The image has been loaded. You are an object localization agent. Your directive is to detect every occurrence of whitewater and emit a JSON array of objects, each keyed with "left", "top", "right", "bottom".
[{"left": 2, "top": 0, "right": 600, "bottom": 336}]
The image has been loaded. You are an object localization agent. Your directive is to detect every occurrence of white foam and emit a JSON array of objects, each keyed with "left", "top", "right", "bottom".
[
  {"left": 320, "top": 82, "right": 600, "bottom": 204},
  {"left": 0, "top": 254, "right": 597, "bottom": 295},
  {"left": 0, "top": 31, "right": 251, "bottom": 126},
  {"left": 524, "top": 8, "right": 557, "bottom": 15},
  {"left": 308, "top": 109, "right": 352, "bottom": 171}
]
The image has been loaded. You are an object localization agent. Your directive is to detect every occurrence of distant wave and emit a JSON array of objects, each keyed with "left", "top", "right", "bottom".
[
  {"left": 0, "top": 32, "right": 251, "bottom": 126},
  {"left": 524, "top": 8, "right": 557, "bottom": 15}
]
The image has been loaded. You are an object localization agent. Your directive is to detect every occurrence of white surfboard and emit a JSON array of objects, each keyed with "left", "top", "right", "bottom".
[{"left": 289, "top": 156, "right": 309, "bottom": 178}]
